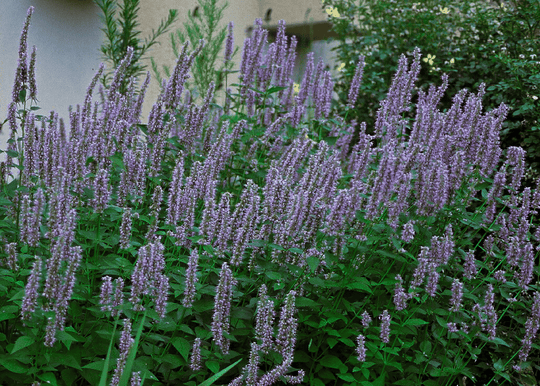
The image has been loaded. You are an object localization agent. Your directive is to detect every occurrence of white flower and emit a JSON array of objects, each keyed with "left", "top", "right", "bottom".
[{"left": 532, "top": 96, "right": 538, "bottom": 101}]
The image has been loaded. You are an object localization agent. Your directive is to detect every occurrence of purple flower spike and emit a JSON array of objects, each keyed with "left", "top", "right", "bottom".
[
  {"left": 21, "top": 256, "right": 42, "bottom": 320},
  {"left": 356, "top": 334, "right": 367, "bottom": 362},
  {"left": 190, "top": 337, "right": 202, "bottom": 371},
  {"left": 28, "top": 45, "right": 38, "bottom": 101},
  {"left": 255, "top": 284, "right": 275, "bottom": 354},
  {"left": 361, "top": 311, "right": 372, "bottom": 328},
  {"left": 449, "top": 279, "right": 464, "bottom": 313},
  {"left": 347, "top": 56, "right": 366, "bottom": 108},
  {"left": 212, "top": 262, "right": 236, "bottom": 355},
  {"left": 379, "top": 310, "right": 391, "bottom": 344},
  {"left": 155, "top": 273, "right": 169, "bottom": 319},
  {"left": 100, "top": 276, "right": 113, "bottom": 312},
  {"left": 393, "top": 275, "right": 408, "bottom": 311},
  {"left": 183, "top": 249, "right": 200, "bottom": 308},
  {"left": 110, "top": 319, "right": 134, "bottom": 386},
  {"left": 13, "top": 7, "right": 34, "bottom": 104},
  {"left": 276, "top": 290, "right": 298, "bottom": 359},
  {"left": 224, "top": 22, "right": 234, "bottom": 64}
]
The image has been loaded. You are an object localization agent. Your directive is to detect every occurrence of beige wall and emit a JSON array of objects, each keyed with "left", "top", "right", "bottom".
[{"left": 0, "top": 0, "right": 340, "bottom": 156}]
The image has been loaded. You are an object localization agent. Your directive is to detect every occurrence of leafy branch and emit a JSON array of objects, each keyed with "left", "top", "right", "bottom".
[
  {"left": 151, "top": 0, "right": 239, "bottom": 105},
  {"left": 94, "top": 0, "right": 179, "bottom": 94}
]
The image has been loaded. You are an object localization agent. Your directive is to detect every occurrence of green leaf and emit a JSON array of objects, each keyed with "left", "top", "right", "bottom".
[
  {"left": 296, "top": 297, "right": 321, "bottom": 308},
  {"left": 264, "top": 86, "right": 288, "bottom": 95},
  {"left": 199, "top": 359, "right": 242, "bottom": 386},
  {"left": 18, "top": 89, "right": 27, "bottom": 103},
  {"left": 306, "top": 255, "right": 319, "bottom": 273},
  {"left": 376, "top": 249, "right": 407, "bottom": 262},
  {"left": 265, "top": 271, "right": 281, "bottom": 281},
  {"left": 268, "top": 243, "right": 285, "bottom": 251},
  {"left": 171, "top": 337, "right": 190, "bottom": 362},
  {"left": 206, "top": 360, "right": 220, "bottom": 373},
  {"left": 38, "top": 372, "right": 58, "bottom": 386},
  {"left": 0, "top": 357, "right": 28, "bottom": 373},
  {"left": 346, "top": 277, "right": 373, "bottom": 294},
  {"left": 0, "top": 312, "right": 16, "bottom": 322},
  {"left": 57, "top": 330, "right": 80, "bottom": 350},
  {"left": 320, "top": 355, "right": 344, "bottom": 369},
  {"left": 420, "top": 341, "right": 432, "bottom": 355},
  {"left": 493, "top": 358, "right": 505, "bottom": 372},
  {"left": 373, "top": 372, "right": 386, "bottom": 386},
  {"left": 11, "top": 336, "right": 34, "bottom": 354},
  {"left": 337, "top": 373, "right": 355, "bottom": 382},
  {"left": 403, "top": 319, "right": 429, "bottom": 327},
  {"left": 84, "top": 360, "right": 107, "bottom": 371}
]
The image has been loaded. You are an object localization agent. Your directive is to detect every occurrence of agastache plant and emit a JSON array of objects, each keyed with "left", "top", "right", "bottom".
[{"left": 4, "top": 6, "right": 540, "bottom": 386}]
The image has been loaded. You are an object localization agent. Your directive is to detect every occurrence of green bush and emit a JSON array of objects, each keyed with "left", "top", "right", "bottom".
[{"left": 323, "top": 0, "right": 540, "bottom": 174}]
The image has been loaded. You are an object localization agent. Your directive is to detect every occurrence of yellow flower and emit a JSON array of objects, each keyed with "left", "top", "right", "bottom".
[
  {"left": 450, "top": 58, "right": 455, "bottom": 64},
  {"left": 325, "top": 7, "right": 340, "bottom": 18},
  {"left": 338, "top": 63, "right": 346, "bottom": 72},
  {"left": 439, "top": 6, "right": 450, "bottom": 14},
  {"left": 293, "top": 83, "right": 300, "bottom": 94},
  {"left": 423, "top": 54, "right": 436, "bottom": 66},
  {"left": 500, "top": 2, "right": 507, "bottom": 11}
]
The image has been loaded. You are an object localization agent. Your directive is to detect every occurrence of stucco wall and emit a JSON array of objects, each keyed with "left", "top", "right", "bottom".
[{"left": 0, "top": 0, "right": 339, "bottom": 157}]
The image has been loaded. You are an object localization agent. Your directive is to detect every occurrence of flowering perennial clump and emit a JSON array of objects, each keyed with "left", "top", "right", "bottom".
[{"left": 4, "top": 5, "right": 540, "bottom": 385}]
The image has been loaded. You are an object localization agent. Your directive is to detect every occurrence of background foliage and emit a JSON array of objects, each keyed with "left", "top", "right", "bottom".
[{"left": 323, "top": 0, "right": 540, "bottom": 175}]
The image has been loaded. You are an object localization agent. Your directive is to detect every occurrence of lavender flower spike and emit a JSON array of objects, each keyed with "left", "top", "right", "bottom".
[
  {"left": 347, "top": 55, "right": 366, "bottom": 108},
  {"left": 356, "top": 334, "right": 367, "bottom": 362},
  {"left": 224, "top": 22, "right": 234, "bottom": 63},
  {"left": 212, "top": 262, "right": 237, "bottom": 355},
  {"left": 183, "top": 248, "right": 200, "bottom": 308},
  {"left": 12, "top": 6, "right": 35, "bottom": 104},
  {"left": 28, "top": 45, "right": 38, "bottom": 101},
  {"left": 110, "top": 319, "right": 134, "bottom": 386},
  {"left": 361, "top": 310, "right": 372, "bottom": 328},
  {"left": 190, "top": 337, "right": 202, "bottom": 371},
  {"left": 379, "top": 310, "right": 391, "bottom": 344},
  {"left": 21, "top": 256, "right": 42, "bottom": 320},
  {"left": 99, "top": 276, "right": 113, "bottom": 312}
]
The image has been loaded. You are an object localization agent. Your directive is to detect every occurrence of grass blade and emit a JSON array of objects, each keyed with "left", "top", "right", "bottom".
[
  {"left": 118, "top": 310, "right": 147, "bottom": 386},
  {"left": 199, "top": 359, "right": 242, "bottom": 386}
]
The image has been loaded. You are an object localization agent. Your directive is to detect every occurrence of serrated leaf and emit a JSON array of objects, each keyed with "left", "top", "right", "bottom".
[
  {"left": 403, "top": 319, "right": 428, "bottom": 326},
  {"left": 296, "top": 297, "right": 321, "bottom": 308},
  {"left": 320, "top": 354, "right": 344, "bottom": 369},
  {"left": 83, "top": 360, "right": 106, "bottom": 371},
  {"left": 346, "top": 278, "right": 373, "bottom": 294},
  {"left": 337, "top": 373, "right": 355, "bottom": 382},
  {"left": 206, "top": 360, "right": 220, "bottom": 373},
  {"left": 37, "top": 372, "right": 58, "bottom": 386},
  {"left": 265, "top": 271, "right": 281, "bottom": 280},
  {"left": 306, "top": 255, "right": 319, "bottom": 273},
  {"left": 0, "top": 357, "right": 27, "bottom": 373},
  {"left": 11, "top": 336, "right": 34, "bottom": 354},
  {"left": 171, "top": 337, "right": 190, "bottom": 362},
  {"left": 268, "top": 243, "right": 285, "bottom": 251}
]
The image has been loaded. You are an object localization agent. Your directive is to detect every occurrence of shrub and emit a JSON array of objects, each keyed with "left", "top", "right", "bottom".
[
  {"left": 323, "top": 0, "right": 540, "bottom": 175},
  {"left": 0, "top": 5, "right": 539, "bottom": 386}
]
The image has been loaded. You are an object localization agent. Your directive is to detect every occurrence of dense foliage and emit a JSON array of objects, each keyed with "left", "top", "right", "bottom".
[
  {"left": 323, "top": 0, "right": 540, "bottom": 175},
  {"left": 0, "top": 4, "right": 539, "bottom": 386}
]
